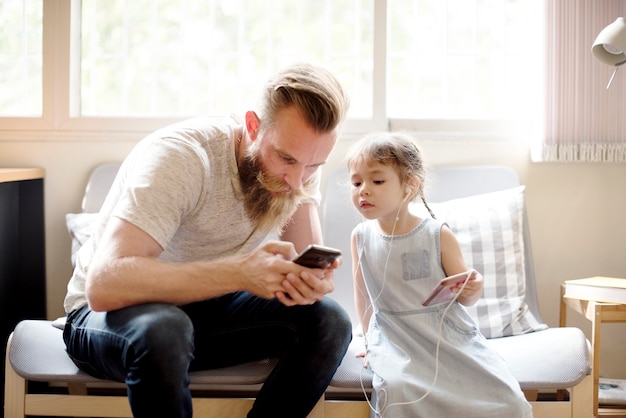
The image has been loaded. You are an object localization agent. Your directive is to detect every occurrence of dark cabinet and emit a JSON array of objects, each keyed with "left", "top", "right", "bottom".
[{"left": 0, "top": 168, "right": 46, "bottom": 406}]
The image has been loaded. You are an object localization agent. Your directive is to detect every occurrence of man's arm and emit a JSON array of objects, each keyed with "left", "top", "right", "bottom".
[
  {"left": 86, "top": 217, "right": 304, "bottom": 312},
  {"left": 279, "top": 202, "right": 323, "bottom": 252},
  {"left": 276, "top": 202, "right": 339, "bottom": 305}
]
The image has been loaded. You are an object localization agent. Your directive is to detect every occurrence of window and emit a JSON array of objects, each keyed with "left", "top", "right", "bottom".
[
  {"left": 388, "top": 0, "right": 543, "bottom": 120},
  {"left": 79, "top": 0, "right": 374, "bottom": 120},
  {"left": 0, "top": 0, "right": 42, "bottom": 117},
  {"left": 0, "top": 0, "right": 543, "bottom": 137}
]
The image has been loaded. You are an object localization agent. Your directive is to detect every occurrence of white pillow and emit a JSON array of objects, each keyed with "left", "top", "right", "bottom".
[
  {"left": 65, "top": 212, "right": 98, "bottom": 268},
  {"left": 422, "top": 186, "right": 547, "bottom": 338}
]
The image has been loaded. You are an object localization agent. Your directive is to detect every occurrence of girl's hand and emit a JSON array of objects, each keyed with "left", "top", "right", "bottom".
[
  {"left": 356, "top": 350, "right": 369, "bottom": 368},
  {"left": 451, "top": 269, "right": 483, "bottom": 306}
]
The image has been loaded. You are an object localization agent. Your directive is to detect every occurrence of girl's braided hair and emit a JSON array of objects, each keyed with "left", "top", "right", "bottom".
[{"left": 345, "top": 131, "right": 436, "bottom": 219}]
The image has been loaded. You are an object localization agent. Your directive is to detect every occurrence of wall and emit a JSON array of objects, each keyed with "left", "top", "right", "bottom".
[{"left": 1, "top": 134, "right": 626, "bottom": 377}]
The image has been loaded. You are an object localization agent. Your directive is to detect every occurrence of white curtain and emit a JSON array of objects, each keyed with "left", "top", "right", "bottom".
[{"left": 541, "top": 0, "right": 626, "bottom": 162}]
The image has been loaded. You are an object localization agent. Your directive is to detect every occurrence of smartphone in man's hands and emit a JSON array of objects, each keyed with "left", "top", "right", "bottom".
[{"left": 293, "top": 244, "right": 342, "bottom": 268}]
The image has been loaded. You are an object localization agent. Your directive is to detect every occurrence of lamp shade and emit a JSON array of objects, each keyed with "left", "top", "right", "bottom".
[{"left": 592, "top": 17, "right": 626, "bottom": 66}]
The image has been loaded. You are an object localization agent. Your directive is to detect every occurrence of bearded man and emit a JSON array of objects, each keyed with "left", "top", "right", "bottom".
[{"left": 62, "top": 63, "right": 352, "bottom": 418}]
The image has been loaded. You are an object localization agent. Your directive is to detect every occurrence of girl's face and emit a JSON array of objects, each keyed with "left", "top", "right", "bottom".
[{"left": 349, "top": 157, "right": 406, "bottom": 221}]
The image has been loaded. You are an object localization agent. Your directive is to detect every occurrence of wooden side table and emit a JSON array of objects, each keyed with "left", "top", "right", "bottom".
[{"left": 560, "top": 284, "right": 626, "bottom": 417}]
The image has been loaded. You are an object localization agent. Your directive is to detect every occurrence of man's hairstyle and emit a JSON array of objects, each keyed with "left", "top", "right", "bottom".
[{"left": 258, "top": 63, "right": 349, "bottom": 134}]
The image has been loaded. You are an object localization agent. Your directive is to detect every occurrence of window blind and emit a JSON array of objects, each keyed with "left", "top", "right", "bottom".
[{"left": 540, "top": 0, "right": 626, "bottom": 162}]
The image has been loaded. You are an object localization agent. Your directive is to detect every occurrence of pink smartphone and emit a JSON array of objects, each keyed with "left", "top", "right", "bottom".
[{"left": 422, "top": 271, "right": 476, "bottom": 306}]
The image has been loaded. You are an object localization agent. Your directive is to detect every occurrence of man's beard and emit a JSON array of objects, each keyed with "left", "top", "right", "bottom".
[{"left": 238, "top": 150, "right": 313, "bottom": 234}]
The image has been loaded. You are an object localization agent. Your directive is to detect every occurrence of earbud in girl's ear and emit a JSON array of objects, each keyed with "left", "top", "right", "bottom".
[{"left": 403, "top": 187, "right": 412, "bottom": 201}]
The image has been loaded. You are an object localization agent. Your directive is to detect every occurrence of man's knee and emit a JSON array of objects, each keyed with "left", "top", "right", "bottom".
[
  {"left": 125, "top": 304, "right": 194, "bottom": 366},
  {"left": 316, "top": 298, "right": 353, "bottom": 345}
]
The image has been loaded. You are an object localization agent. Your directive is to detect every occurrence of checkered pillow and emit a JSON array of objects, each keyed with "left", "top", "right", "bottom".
[{"left": 429, "top": 186, "right": 547, "bottom": 338}]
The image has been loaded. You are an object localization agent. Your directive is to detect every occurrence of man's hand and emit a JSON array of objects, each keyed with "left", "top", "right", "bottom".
[
  {"left": 239, "top": 241, "right": 341, "bottom": 306},
  {"left": 278, "top": 252, "right": 341, "bottom": 306},
  {"left": 236, "top": 241, "right": 299, "bottom": 299},
  {"left": 276, "top": 257, "right": 341, "bottom": 306},
  {"left": 228, "top": 240, "right": 344, "bottom": 306}
]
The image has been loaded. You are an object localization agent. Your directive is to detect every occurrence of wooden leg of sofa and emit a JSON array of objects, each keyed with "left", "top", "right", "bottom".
[
  {"left": 67, "top": 382, "right": 88, "bottom": 396},
  {"left": 306, "top": 396, "right": 325, "bottom": 418},
  {"left": 66, "top": 384, "right": 90, "bottom": 418},
  {"left": 571, "top": 374, "right": 593, "bottom": 418},
  {"left": 324, "top": 400, "right": 371, "bottom": 418},
  {"left": 4, "top": 334, "right": 26, "bottom": 418},
  {"left": 523, "top": 389, "right": 539, "bottom": 401}
]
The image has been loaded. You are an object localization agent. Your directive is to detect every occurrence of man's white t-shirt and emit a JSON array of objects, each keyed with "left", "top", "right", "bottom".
[{"left": 64, "top": 116, "right": 321, "bottom": 313}]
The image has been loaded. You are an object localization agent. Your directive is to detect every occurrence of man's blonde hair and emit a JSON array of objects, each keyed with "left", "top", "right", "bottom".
[{"left": 258, "top": 63, "right": 349, "bottom": 134}]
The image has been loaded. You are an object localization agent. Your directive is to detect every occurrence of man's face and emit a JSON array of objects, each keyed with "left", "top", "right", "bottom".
[{"left": 239, "top": 106, "right": 337, "bottom": 233}]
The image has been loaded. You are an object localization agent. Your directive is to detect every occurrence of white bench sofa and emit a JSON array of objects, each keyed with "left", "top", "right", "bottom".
[{"left": 4, "top": 163, "right": 592, "bottom": 418}]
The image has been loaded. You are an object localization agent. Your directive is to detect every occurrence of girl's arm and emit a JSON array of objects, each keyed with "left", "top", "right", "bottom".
[{"left": 439, "top": 225, "right": 483, "bottom": 307}]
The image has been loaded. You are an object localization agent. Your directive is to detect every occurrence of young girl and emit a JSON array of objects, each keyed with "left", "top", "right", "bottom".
[{"left": 346, "top": 132, "right": 532, "bottom": 418}]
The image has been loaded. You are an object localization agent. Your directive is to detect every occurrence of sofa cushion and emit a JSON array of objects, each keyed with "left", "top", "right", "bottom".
[
  {"left": 66, "top": 212, "right": 98, "bottom": 268},
  {"left": 425, "top": 186, "right": 547, "bottom": 338},
  {"left": 485, "top": 327, "right": 590, "bottom": 389},
  {"left": 9, "top": 320, "right": 276, "bottom": 385}
]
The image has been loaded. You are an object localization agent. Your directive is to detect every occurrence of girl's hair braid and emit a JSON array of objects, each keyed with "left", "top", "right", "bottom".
[{"left": 421, "top": 196, "right": 437, "bottom": 220}]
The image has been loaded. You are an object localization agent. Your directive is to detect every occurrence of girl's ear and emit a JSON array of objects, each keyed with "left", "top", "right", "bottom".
[
  {"left": 406, "top": 177, "right": 421, "bottom": 199},
  {"left": 245, "top": 111, "right": 261, "bottom": 141}
]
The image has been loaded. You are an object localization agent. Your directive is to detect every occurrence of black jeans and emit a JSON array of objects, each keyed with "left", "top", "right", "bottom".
[{"left": 63, "top": 292, "right": 352, "bottom": 418}]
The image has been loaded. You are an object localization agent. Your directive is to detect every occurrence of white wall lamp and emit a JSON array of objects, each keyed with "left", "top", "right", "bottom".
[{"left": 592, "top": 17, "right": 626, "bottom": 89}]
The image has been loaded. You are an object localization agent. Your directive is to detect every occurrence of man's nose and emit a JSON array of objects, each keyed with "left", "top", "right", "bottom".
[{"left": 283, "top": 165, "right": 306, "bottom": 190}]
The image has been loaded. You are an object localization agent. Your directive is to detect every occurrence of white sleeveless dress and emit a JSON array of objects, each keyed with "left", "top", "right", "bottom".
[{"left": 354, "top": 218, "right": 533, "bottom": 418}]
